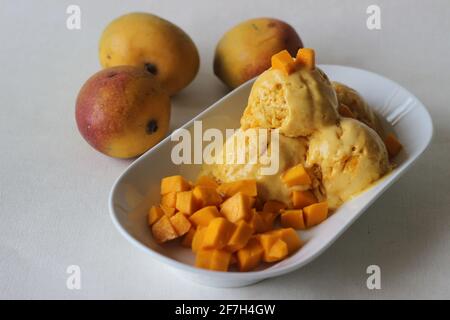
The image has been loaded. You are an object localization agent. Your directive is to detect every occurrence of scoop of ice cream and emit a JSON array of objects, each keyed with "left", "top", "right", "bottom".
[
  {"left": 240, "top": 66, "right": 339, "bottom": 137},
  {"left": 333, "top": 82, "right": 384, "bottom": 137},
  {"left": 201, "top": 128, "right": 309, "bottom": 204},
  {"left": 306, "top": 118, "right": 389, "bottom": 209}
]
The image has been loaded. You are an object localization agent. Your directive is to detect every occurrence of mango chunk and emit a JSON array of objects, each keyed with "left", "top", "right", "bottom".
[
  {"left": 217, "top": 179, "right": 257, "bottom": 198},
  {"left": 258, "top": 232, "right": 281, "bottom": 262},
  {"left": 266, "top": 239, "right": 288, "bottom": 262},
  {"left": 248, "top": 210, "right": 275, "bottom": 233},
  {"left": 160, "top": 205, "right": 176, "bottom": 217},
  {"left": 384, "top": 133, "right": 403, "bottom": 158},
  {"left": 181, "top": 228, "right": 196, "bottom": 248},
  {"left": 189, "top": 206, "right": 221, "bottom": 227},
  {"left": 148, "top": 205, "right": 164, "bottom": 226},
  {"left": 192, "top": 227, "right": 207, "bottom": 253},
  {"left": 196, "top": 176, "right": 219, "bottom": 189},
  {"left": 303, "top": 202, "right": 328, "bottom": 228},
  {"left": 262, "top": 200, "right": 287, "bottom": 214},
  {"left": 280, "top": 210, "right": 306, "bottom": 230},
  {"left": 237, "top": 238, "right": 264, "bottom": 272},
  {"left": 296, "top": 48, "right": 315, "bottom": 69},
  {"left": 271, "top": 50, "right": 296, "bottom": 75},
  {"left": 220, "top": 192, "right": 252, "bottom": 223},
  {"left": 151, "top": 215, "right": 178, "bottom": 243},
  {"left": 160, "top": 175, "right": 191, "bottom": 195},
  {"left": 175, "top": 191, "right": 198, "bottom": 214},
  {"left": 226, "top": 220, "right": 254, "bottom": 252},
  {"left": 202, "top": 217, "right": 235, "bottom": 250},
  {"left": 338, "top": 104, "right": 355, "bottom": 118},
  {"left": 281, "top": 164, "right": 311, "bottom": 187},
  {"left": 195, "top": 249, "right": 231, "bottom": 272},
  {"left": 192, "top": 186, "right": 222, "bottom": 207},
  {"left": 292, "top": 190, "right": 317, "bottom": 209},
  {"left": 161, "top": 192, "right": 177, "bottom": 208},
  {"left": 271, "top": 228, "right": 302, "bottom": 254},
  {"left": 170, "top": 212, "right": 192, "bottom": 236}
]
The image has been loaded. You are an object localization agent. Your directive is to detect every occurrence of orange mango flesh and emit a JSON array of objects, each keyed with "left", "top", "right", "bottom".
[
  {"left": 281, "top": 164, "right": 312, "bottom": 187},
  {"left": 280, "top": 210, "right": 305, "bottom": 230},
  {"left": 175, "top": 190, "right": 198, "bottom": 215},
  {"left": 150, "top": 171, "right": 330, "bottom": 271},
  {"left": 220, "top": 192, "right": 252, "bottom": 223},
  {"left": 271, "top": 50, "right": 296, "bottom": 75},
  {"left": 296, "top": 48, "right": 315, "bottom": 69},
  {"left": 148, "top": 206, "right": 164, "bottom": 226},
  {"left": 160, "top": 175, "right": 190, "bottom": 195},
  {"left": 192, "top": 186, "right": 222, "bottom": 207},
  {"left": 292, "top": 190, "right": 317, "bottom": 209},
  {"left": 303, "top": 202, "right": 328, "bottom": 228},
  {"left": 189, "top": 206, "right": 221, "bottom": 227}
]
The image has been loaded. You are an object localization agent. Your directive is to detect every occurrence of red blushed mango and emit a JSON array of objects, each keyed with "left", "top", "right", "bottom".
[{"left": 75, "top": 66, "right": 171, "bottom": 159}]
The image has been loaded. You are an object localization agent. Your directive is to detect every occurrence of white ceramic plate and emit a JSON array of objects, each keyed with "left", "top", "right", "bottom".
[{"left": 109, "top": 65, "right": 433, "bottom": 287}]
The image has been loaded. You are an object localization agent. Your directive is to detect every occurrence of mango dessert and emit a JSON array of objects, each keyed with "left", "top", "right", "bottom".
[{"left": 147, "top": 48, "right": 403, "bottom": 272}]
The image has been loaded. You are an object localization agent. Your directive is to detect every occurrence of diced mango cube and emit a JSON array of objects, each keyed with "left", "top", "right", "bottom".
[
  {"left": 160, "top": 205, "right": 176, "bottom": 217},
  {"left": 217, "top": 179, "right": 257, "bottom": 198},
  {"left": 384, "top": 133, "right": 403, "bottom": 158},
  {"left": 161, "top": 192, "right": 177, "bottom": 208},
  {"left": 296, "top": 48, "right": 315, "bottom": 69},
  {"left": 192, "top": 186, "right": 222, "bottom": 207},
  {"left": 258, "top": 232, "right": 281, "bottom": 262},
  {"left": 220, "top": 192, "right": 252, "bottom": 223},
  {"left": 248, "top": 210, "right": 275, "bottom": 233},
  {"left": 237, "top": 238, "right": 264, "bottom": 272},
  {"left": 202, "top": 217, "right": 235, "bottom": 249},
  {"left": 189, "top": 206, "right": 221, "bottom": 227},
  {"left": 303, "top": 202, "right": 328, "bottom": 228},
  {"left": 192, "top": 227, "right": 207, "bottom": 253},
  {"left": 196, "top": 176, "right": 219, "bottom": 189},
  {"left": 151, "top": 215, "right": 178, "bottom": 244},
  {"left": 160, "top": 175, "right": 190, "bottom": 195},
  {"left": 226, "top": 220, "right": 254, "bottom": 252},
  {"left": 280, "top": 210, "right": 305, "bottom": 230},
  {"left": 292, "top": 190, "right": 317, "bottom": 209},
  {"left": 281, "top": 164, "right": 312, "bottom": 187},
  {"left": 266, "top": 239, "right": 288, "bottom": 262},
  {"left": 175, "top": 191, "right": 198, "bottom": 214},
  {"left": 338, "top": 104, "right": 355, "bottom": 118},
  {"left": 181, "top": 228, "right": 196, "bottom": 248},
  {"left": 271, "top": 50, "right": 296, "bottom": 75},
  {"left": 170, "top": 212, "right": 192, "bottom": 236},
  {"left": 148, "top": 205, "right": 164, "bottom": 226},
  {"left": 195, "top": 249, "right": 231, "bottom": 272},
  {"left": 270, "top": 228, "right": 302, "bottom": 254},
  {"left": 262, "top": 200, "right": 287, "bottom": 214}
]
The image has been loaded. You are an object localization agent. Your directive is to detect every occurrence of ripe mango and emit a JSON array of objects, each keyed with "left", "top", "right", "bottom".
[
  {"left": 99, "top": 13, "right": 199, "bottom": 95},
  {"left": 75, "top": 66, "right": 170, "bottom": 158},
  {"left": 214, "top": 18, "right": 303, "bottom": 89}
]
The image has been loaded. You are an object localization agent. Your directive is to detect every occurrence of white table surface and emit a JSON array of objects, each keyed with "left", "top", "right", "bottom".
[{"left": 1, "top": 0, "right": 449, "bottom": 299}]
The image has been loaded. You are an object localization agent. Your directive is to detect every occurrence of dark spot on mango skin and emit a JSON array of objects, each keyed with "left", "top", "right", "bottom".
[
  {"left": 145, "top": 63, "right": 158, "bottom": 75},
  {"left": 146, "top": 119, "right": 158, "bottom": 134}
]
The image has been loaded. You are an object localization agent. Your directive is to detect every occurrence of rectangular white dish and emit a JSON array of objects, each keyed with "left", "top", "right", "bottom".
[{"left": 109, "top": 65, "right": 433, "bottom": 287}]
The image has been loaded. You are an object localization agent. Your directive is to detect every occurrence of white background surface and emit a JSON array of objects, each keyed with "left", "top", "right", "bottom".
[{"left": 0, "top": 0, "right": 449, "bottom": 299}]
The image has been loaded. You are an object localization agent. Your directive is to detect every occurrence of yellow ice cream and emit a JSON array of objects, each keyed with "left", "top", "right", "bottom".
[
  {"left": 333, "top": 81, "right": 384, "bottom": 137},
  {"left": 201, "top": 129, "right": 309, "bottom": 204},
  {"left": 306, "top": 118, "right": 389, "bottom": 209},
  {"left": 240, "top": 66, "right": 339, "bottom": 137},
  {"left": 202, "top": 49, "right": 390, "bottom": 211}
]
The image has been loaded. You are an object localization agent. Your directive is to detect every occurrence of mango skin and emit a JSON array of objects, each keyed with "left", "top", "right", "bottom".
[
  {"left": 99, "top": 12, "right": 200, "bottom": 96},
  {"left": 214, "top": 18, "right": 303, "bottom": 89},
  {"left": 75, "top": 66, "right": 171, "bottom": 158}
]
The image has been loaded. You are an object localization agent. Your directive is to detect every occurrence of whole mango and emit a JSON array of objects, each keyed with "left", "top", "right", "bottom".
[
  {"left": 99, "top": 12, "right": 199, "bottom": 96},
  {"left": 75, "top": 66, "right": 170, "bottom": 158},
  {"left": 214, "top": 18, "right": 303, "bottom": 89}
]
